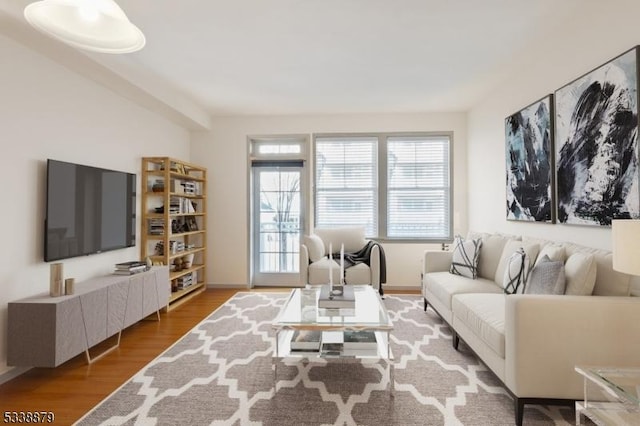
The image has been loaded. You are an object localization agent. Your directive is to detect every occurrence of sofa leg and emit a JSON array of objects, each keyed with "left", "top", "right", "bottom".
[
  {"left": 423, "top": 298, "right": 428, "bottom": 311},
  {"left": 514, "top": 398, "right": 525, "bottom": 426},
  {"left": 452, "top": 331, "right": 460, "bottom": 350}
]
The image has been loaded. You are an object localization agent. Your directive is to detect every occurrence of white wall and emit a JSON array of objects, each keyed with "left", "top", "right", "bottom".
[
  {"left": 467, "top": 1, "right": 640, "bottom": 250},
  {"left": 0, "top": 35, "right": 190, "bottom": 376},
  {"left": 192, "top": 113, "right": 468, "bottom": 289}
]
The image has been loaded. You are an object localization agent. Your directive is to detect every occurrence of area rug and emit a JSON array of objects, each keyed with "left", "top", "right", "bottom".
[{"left": 76, "top": 293, "right": 573, "bottom": 425}]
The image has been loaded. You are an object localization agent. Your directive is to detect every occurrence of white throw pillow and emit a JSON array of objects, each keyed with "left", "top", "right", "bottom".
[
  {"left": 449, "top": 235, "right": 482, "bottom": 279},
  {"left": 494, "top": 240, "right": 540, "bottom": 287},
  {"left": 503, "top": 248, "right": 530, "bottom": 294},
  {"left": 303, "top": 234, "right": 325, "bottom": 263},
  {"left": 534, "top": 244, "right": 565, "bottom": 267},
  {"left": 564, "top": 252, "right": 597, "bottom": 295}
]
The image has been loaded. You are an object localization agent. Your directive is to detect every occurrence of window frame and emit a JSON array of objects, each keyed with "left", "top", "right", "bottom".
[{"left": 313, "top": 132, "right": 453, "bottom": 244}]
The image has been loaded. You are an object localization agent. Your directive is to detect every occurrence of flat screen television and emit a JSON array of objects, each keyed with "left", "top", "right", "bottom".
[{"left": 45, "top": 159, "right": 137, "bottom": 262}]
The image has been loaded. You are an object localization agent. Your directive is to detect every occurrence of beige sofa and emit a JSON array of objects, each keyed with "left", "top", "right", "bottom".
[{"left": 422, "top": 232, "right": 640, "bottom": 426}]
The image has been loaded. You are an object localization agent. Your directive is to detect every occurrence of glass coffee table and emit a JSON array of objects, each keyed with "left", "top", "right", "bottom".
[
  {"left": 272, "top": 285, "right": 394, "bottom": 392},
  {"left": 575, "top": 366, "right": 640, "bottom": 425}
]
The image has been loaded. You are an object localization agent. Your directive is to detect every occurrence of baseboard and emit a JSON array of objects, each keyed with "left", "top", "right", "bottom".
[
  {"left": 206, "top": 283, "right": 250, "bottom": 289},
  {"left": 0, "top": 366, "right": 30, "bottom": 385}
]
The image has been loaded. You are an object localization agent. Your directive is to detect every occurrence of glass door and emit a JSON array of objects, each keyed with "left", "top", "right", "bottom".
[{"left": 252, "top": 165, "right": 303, "bottom": 286}]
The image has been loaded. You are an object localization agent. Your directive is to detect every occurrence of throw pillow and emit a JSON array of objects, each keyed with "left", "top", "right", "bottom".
[
  {"left": 564, "top": 252, "right": 597, "bottom": 295},
  {"left": 494, "top": 240, "right": 540, "bottom": 287},
  {"left": 303, "top": 234, "right": 325, "bottom": 263},
  {"left": 534, "top": 244, "right": 565, "bottom": 267},
  {"left": 502, "top": 248, "right": 530, "bottom": 294},
  {"left": 449, "top": 236, "right": 482, "bottom": 279},
  {"left": 526, "top": 255, "right": 566, "bottom": 295}
]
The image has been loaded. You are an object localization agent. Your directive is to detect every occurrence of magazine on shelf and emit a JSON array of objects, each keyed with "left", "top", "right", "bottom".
[
  {"left": 321, "top": 342, "right": 344, "bottom": 356},
  {"left": 290, "top": 330, "right": 322, "bottom": 351},
  {"left": 343, "top": 330, "right": 378, "bottom": 350}
]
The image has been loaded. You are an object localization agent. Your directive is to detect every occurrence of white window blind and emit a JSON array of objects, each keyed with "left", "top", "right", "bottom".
[
  {"left": 387, "top": 136, "right": 450, "bottom": 239},
  {"left": 314, "top": 137, "right": 377, "bottom": 236}
]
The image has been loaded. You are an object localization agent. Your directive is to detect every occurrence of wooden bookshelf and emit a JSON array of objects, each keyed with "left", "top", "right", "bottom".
[{"left": 141, "top": 157, "right": 207, "bottom": 310}]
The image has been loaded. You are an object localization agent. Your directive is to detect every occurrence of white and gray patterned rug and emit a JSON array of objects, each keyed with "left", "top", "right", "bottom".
[{"left": 76, "top": 293, "right": 573, "bottom": 425}]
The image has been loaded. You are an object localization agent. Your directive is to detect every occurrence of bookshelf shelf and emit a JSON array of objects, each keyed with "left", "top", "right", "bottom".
[{"left": 141, "top": 157, "right": 207, "bottom": 310}]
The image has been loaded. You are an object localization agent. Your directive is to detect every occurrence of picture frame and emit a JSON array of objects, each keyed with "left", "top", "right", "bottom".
[
  {"left": 505, "top": 94, "right": 554, "bottom": 223},
  {"left": 186, "top": 216, "right": 198, "bottom": 232},
  {"left": 555, "top": 46, "right": 640, "bottom": 226}
]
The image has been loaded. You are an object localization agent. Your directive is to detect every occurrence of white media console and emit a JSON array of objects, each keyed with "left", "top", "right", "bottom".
[{"left": 7, "top": 266, "right": 169, "bottom": 368}]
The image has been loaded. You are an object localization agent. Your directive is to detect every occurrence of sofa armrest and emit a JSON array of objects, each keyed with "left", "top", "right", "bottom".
[
  {"left": 369, "top": 242, "right": 381, "bottom": 291},
  {"left": 299, "top": 243, "right": 310, "bottom": 285},
  {"left": 505, "top": 295, "right": 640, "bottom": 399},
  {"left": 423, "top": 250, "right": 452, "bottom": 274}
]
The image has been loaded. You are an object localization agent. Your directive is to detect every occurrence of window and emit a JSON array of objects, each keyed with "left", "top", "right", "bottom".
[
  {"left": 314, "top": 133, "right": 452, "bottom": 242},
  {"left": 314, "top": 137, "right": 377, "bottom": 236}
]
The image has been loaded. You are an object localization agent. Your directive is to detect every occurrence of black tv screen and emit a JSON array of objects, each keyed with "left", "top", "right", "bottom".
[{"left": 45, "top": 159, "right": 136, "bottom": 262}]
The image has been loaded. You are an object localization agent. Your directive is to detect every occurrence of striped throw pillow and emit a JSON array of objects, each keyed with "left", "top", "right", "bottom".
[{"left": 449, "top": 236, "right": 482, "bottom": 279}]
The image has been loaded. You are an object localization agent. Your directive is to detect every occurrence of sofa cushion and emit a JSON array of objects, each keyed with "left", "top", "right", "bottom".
[
  {"left": 476, "top": 234, "right": 510, "bottom": 281},
  {"left": 494, "top": 240, "right": 540, "bottom": 287},
  {"left": 450, "top": 236, "right": 482, "bottom": 279},
  {"left": 534, "top": 244, "right": 565, "bottom": 266},
  {"left": 424, "top": 271, "right": 502, "bottom": 312},
  {"left": 564, "top": 252, "right": 597, "bottom": 295},
  {"left": 308, "top": 258, "right": 341, "bottom": 285},
  {"left": 452, "top": 293, "right": 506, "bottom": 358},
  {"left": 304, "top": 234, "right": 325, "bottom": 262},
  {"left": 503, "top": 248, "right": 530, "bottom": 295},
  {"left": 564, "top": 243, "right": 631, "bottom": 296},
  {"left": 526, "top": 255, "right": 566, "bottom": 295},
  {"left": 315, "top": 226, "right": 367, "bottom": 254},
  {"left": 308, "top": 257, "right": 371, "bottom": 285}
]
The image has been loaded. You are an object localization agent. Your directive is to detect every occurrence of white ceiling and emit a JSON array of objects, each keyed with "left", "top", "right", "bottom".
[{"left": 2, "top": 0, "right": 585, "bottom": 124}]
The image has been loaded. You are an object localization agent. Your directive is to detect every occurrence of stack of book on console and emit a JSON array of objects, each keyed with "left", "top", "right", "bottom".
[
  {"left": 114, "top": 261, "right": 148, "bottom": 275},
  {"left": 318, "top": 285, "right": 355, "bottom": 309}
]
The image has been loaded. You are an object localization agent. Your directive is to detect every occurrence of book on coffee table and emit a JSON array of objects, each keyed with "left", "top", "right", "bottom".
[{"left": 318, "top": 285, "right": 355, "bottom": 309}]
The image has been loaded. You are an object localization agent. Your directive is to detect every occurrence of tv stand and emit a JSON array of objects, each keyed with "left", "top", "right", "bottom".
[{"left": 7, "top": 266, "right": 169, "bottom": 368}]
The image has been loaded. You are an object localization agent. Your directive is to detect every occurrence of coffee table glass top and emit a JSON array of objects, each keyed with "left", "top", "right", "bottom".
[
  {"left": 273, "top": 285, "right": 392, "bottom": 330},
  {"left": 576, "top": 366, "right": 640, "bottom": 405}
]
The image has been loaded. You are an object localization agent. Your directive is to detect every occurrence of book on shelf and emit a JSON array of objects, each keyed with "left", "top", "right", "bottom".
[
  {"left": 318, "top": 285, "right": 355, "bottom": 309},
  {"left": 321, "top": 342, "right": 344, "bottom": 356},
  {"left": 343, "top": 330, "right": 378, "bottom": 350},
  {"left": 290, "top": 330, "right": 322, "bottom": 351}
]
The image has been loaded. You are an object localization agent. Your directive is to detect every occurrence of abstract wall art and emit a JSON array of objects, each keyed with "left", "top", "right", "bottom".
[
  {"left": 505, "top": 95, "right": 554, "bottom": 222},
  {"left": 555, "top": 46, "right": 640, "bottom": 226}
]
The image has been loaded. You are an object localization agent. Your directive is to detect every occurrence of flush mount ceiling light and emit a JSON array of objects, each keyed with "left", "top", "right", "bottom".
[{"left": 24, "top": 0, "right": 145, "bottom": 54}]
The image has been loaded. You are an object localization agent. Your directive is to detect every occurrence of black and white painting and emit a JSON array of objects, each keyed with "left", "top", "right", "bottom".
[
  {"left": 505, "top": 95, "right": 554, "bottom": 222},
  {"left": 555, "top": 47, "right": 640, "bottom": 226}
]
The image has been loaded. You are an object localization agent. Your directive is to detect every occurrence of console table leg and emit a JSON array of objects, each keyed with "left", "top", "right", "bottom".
[{"left": 84, "top": 331, "right": 122, "bottom": 364}]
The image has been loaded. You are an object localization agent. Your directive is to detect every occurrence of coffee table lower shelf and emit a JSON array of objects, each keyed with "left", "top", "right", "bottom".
[{"left": 273, "top": 329, "right": 395, "bottom": 394}]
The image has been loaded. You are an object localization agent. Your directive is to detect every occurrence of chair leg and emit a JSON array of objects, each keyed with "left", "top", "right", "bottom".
[
  {"left": 452, "top": 330, "right": 460, "bottom": 350},
  {"left": 423, "top": 298, "right": 428, "bottom": 311}
]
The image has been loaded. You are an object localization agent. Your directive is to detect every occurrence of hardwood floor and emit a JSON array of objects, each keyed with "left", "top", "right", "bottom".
[{"left": 0, "top": 287, "right": 418, "bottom": 425}]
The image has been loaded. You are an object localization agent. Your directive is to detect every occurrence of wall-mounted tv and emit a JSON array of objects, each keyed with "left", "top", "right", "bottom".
[{"left": 45, "top": 159, "right": 137, "bottom": 262}]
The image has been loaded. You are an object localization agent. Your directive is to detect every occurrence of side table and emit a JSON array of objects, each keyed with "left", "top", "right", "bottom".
[{"left": 575, "top": 366, "right": 640, "bottom": 425}]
